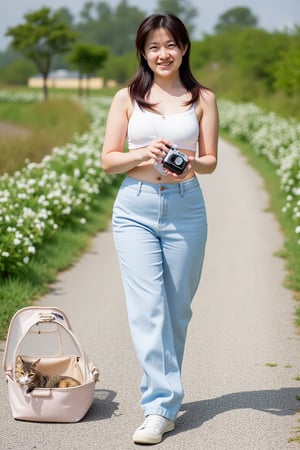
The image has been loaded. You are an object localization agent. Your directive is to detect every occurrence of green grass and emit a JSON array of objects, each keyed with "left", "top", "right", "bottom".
[
  {"left": 197, "top": 64, "right": 300, "bottom": 121},
  {"left": 289, "top": 433, "right": 300, "bottom": 444},
  {"left": 0, "top": 97, "right": 90, "bottom": 130},
  {"left": 0, "top": 181, "right": 121, "bottom": 340},
  {"left": 221, "top": 131, "right": 300, "bottom": 324},
  {"left": 0, "top": 98, "right": 90, "bottom": 175}
]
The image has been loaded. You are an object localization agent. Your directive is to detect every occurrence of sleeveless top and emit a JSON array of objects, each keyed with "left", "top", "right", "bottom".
[{"left": 127, "top": 102, "right": 199, "bottom": 152}]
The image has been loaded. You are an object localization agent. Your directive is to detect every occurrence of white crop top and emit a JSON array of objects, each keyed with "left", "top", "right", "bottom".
[{"left": 127, "top": 102, "right": 199, "bottom": 152}]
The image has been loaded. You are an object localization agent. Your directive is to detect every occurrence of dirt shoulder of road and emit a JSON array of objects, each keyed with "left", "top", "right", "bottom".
[{"left": 0, "top": 121, "right": 30, "bottom": 138}]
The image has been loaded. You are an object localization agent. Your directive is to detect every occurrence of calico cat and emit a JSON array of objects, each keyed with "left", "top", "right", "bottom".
[{"left": 15, "top": 355, "right": 80, "bottom": 393}]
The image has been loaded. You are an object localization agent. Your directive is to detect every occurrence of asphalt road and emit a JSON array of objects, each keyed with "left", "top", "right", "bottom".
[{"left": 1, "top": 138, "right": 300, "bottom": 449}]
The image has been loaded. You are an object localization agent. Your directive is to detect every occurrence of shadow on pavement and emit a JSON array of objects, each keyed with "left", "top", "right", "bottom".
[
  {"left": 176, "top": 387, "right": 300, "bottom": 433},
  {"left": 82, "top": 389, "right": 119, "bottom": 422}
]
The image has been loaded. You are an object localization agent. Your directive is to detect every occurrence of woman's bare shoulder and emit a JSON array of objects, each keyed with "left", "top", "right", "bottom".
[
  {"left": 195, "top": 87, "right": 217, "bottom": 118},
  {"left": 110, "top": 87, "right": 133, "bottom": 114},
  {"left": 199, "top": 87, "right": 217, "bottom": 104},
  {"left": 113, "top": 87, "right": 131, "bottom": 104}
]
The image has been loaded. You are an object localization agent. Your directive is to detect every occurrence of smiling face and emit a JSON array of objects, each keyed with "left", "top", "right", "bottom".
[{"left": 143, "top": 27, "right": 187, "bottom": 80}]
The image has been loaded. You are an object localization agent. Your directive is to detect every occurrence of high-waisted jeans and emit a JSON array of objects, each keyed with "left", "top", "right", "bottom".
[{"left": 112, "top": 176, "right": 207, "bottom": 421}]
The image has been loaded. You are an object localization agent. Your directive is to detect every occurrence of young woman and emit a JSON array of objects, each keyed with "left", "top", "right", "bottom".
[{"left": 102, "top": 13, "right": 218, "bottom": 445}]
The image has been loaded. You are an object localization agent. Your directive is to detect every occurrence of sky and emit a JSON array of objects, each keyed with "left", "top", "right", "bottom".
[{"left": 1, "top": 0, "right": 300, "bottom": 50}]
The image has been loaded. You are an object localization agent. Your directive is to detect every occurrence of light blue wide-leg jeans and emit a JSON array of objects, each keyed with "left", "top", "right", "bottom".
[{"left": 112, "top": 176, "right": 207, "bottom": 421}]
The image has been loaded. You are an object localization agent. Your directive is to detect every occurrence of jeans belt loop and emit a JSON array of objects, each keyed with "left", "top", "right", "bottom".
[
  {"left": 137, "top": 181, "right": 142, "bottom": 196},
  {"left": 179, "top": 182, "right": 184, "bottom": 197}
]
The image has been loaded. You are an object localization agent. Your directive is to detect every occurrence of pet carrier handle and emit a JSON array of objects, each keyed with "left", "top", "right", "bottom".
[
  {"left": 89, "top": 362, "right": 100, "bottom": 382},
  {"left": 30, "top": 388, "right": 52, "bottom": 398},
  {"left": 38, "top": 313, "right": 57, "bottom": 322}
]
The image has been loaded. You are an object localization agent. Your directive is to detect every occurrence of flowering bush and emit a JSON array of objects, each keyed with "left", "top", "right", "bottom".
[
  {"left": 0, "top": 96, "right": 115, "bottom": 274},
  {"left": 0, "top": 90, "right": 42, "bottom": 103},
  {"left": 218, "top": 99, "right": 300, "bottom": 245}
]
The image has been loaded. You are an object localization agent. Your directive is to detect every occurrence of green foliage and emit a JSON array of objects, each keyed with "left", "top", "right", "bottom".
[
  {"left": 155, "top": 0, "right": 198, "bottom": 37},
  {"left": 190, "top": 41, "right": 211, "bottom": 69},
  {"left": 6, "top": 7, "right": 77, "bottom": 99},
  {"left": 275, "top": 47, "right": 300, "bottom": 95},
  {"left": 68, "top": 43, "right": 108, "bottom": 75},
  {"left": 0, "top": 59, "right": 36, "bottom": 85},
  {"left": 67, "top": 43, "right": 108, "bottom": 95},
  {"left": 190, "top": 25, "right": 300, "bottom": 110},
  {"left": 0, "top": 97, "right": 89, "bottom": 133},
  {"left": 197, "top": 31, "right": 240, "bottom": 65},
  {"left": 272, "top": 27, "right": 300, "bottom": 95},
  {"left": 234, "top": 28, "right": 290, "bottom": 89},
  {"left": 214, "top": 6, "right": 258, "bottom": 33},
  {"left": 76, "top": 1, "right": 146, "bottom": 55},
  {"left": 6, "top": 7, "right": 77, "bottom": 62},
  {"left": 0, "top": 98, "right": 90, "bottom": 175},
  {"left": 0, "top": 48, "right": 22, "bottom": 67},
  {"left": 102, "top": 51, "right": 137, "bottom": 84},
  {"left": 55, "top": 7, "right": 74, "bottom": 27}
]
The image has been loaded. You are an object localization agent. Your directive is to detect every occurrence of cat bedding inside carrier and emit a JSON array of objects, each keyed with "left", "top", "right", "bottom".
[
  {"left": 3, "top": 307, "right": 99, "bottom": 422},
  {"left": 15, "top": 355, "right": 81, "bottom": 393}
]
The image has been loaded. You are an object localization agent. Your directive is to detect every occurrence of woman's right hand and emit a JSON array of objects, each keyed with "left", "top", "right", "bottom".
[{"left": 138, "top": 139, "right": 172, "bottom": 163}]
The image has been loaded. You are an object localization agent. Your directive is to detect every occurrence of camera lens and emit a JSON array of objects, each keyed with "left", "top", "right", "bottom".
[{"left": 174, "top": 156, "right": 183, "bottom": 166}]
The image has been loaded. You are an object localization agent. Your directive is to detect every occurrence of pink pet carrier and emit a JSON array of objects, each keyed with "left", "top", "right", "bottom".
[{"left": 3, "top": 306, "right": 99, "bottom": 422}]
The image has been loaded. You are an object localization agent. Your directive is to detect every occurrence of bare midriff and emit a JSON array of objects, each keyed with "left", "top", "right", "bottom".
[{"left": 127, "top": 149, "right": 196, "bottom": 184}]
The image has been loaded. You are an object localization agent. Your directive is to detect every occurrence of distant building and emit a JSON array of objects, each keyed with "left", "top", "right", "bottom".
[{"left": 28, "top": 69, "right": 104, "bottom": 89}]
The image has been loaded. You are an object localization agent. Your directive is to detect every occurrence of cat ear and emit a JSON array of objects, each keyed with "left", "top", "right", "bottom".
[
  {"left": 32, "top": 358, "right": 41, "bottom": 368},
  {"left": 16, "top": 355, "right": 23, "bottom": 365}
]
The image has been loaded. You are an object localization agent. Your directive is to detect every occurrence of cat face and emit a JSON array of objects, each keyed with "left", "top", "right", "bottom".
[{"left": 15, "top": 356, "right": 41, "bottom": 386}]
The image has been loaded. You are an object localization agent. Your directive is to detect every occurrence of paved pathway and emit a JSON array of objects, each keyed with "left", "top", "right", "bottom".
[
  {"left": 0, "top": 121, "right": 30, "bottom": 138},
  {"left": 1, "top": 138, "right": 300, "bottom": 449}
]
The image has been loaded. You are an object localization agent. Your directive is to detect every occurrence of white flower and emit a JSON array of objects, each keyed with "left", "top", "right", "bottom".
[
  {"left": 62, "top": 206, "right": 71, "bottom": 215},
  {"left": 74, "top": 168, "right": 80, "bottom": 178}
]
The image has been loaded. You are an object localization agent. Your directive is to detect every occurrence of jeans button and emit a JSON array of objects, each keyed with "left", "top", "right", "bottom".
[{"left": 160, "top": 186, "right": 166, "bottom": 191}]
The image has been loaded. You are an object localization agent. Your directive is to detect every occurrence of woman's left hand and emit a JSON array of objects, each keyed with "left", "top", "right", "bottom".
[{"left": 163, "top": 155, "right": 195, "bottom": 178}]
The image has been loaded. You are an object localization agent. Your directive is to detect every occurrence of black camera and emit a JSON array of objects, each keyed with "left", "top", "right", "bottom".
[{"left": 162, "top": 145, "right": 189, "bottom": 175}]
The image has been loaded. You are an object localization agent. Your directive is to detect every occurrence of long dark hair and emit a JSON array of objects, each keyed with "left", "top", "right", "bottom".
[{"left": 129, "top": 13, "right": 203, "bottom": 110}]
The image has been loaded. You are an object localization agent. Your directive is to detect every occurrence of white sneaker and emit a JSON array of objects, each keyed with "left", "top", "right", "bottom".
[{"left": 132, "top": 414, "right": 175, "bottom": 444}]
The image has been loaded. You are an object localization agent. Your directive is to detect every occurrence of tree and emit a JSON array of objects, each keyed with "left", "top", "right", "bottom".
[
  {"left": 113, "top": 0, "right": 147, "bottom": 55},
  {"left": 76, "top": 1, "right": 145, "bottom": 55},
  {"left": 102, "top": 51, "right": 137, "bottom": 84},
  {"left": 77, "top": 3, "right": 114, "bottom": 50},
  {"left": 79, "top": 1, "right": 95, "bottom": 23},
  {"left": 67, "top": 43, "right": 108, "bottom": 96},
  {"left": 56, "top": 7, "right": 75, "bottom": 27},
  {"left": 273, "top": 28, "right": 300, "bottom": 95},
  {"left": 0, "top": 59, "right": 36, "bottom": 85},
  {"left": 234, "top": 28, "right": 290, "bottom": 90},
  {"left": 155, "top": 0, "right": 198, "bottom": 37},
  {"left": 214, "top": 7, "right": 258, "bottom": 33},
  {"left": 6, "top": 7, "right": 77, "bottom": 100}
]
